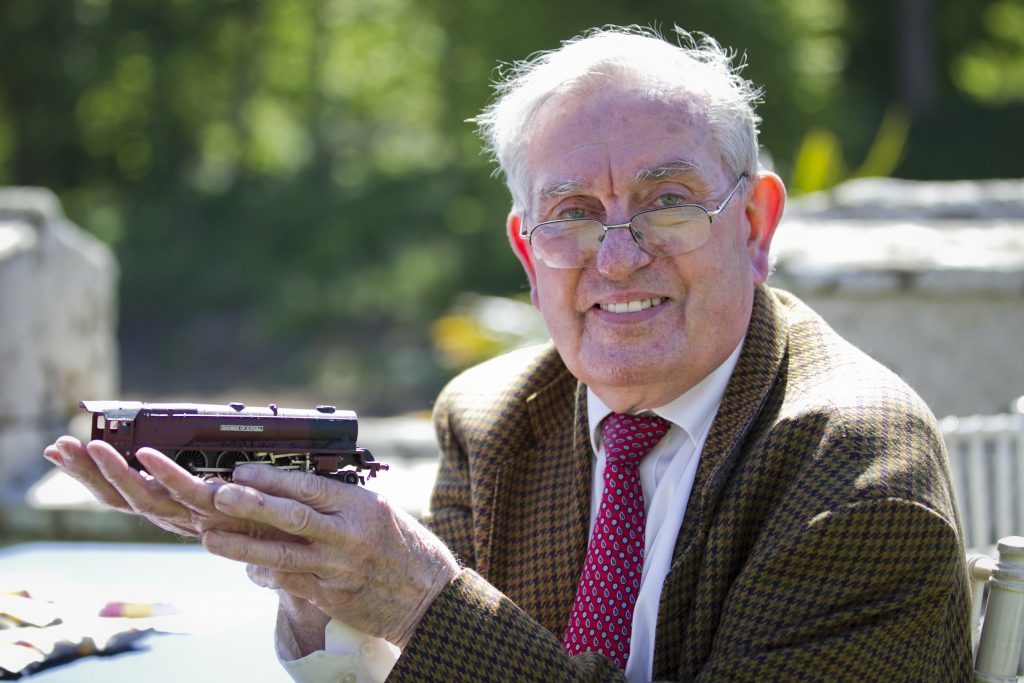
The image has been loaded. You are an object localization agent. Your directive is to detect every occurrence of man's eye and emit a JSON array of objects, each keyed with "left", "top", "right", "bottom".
[
  {"left": 557, "top": 207, "right": 590, "bottom": 220},
  {"left": 655, "top": 194, "right": 688, "bottom": 208}
]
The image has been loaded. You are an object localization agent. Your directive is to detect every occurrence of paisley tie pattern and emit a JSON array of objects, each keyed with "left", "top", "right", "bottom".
[{"left": 562, "top": 412, "right": 670, "bottom": 670}]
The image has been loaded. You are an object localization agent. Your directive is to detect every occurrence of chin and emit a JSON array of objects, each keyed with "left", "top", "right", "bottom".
[{"left": 573, "top": 351, "right": 678, "bottom": 390}]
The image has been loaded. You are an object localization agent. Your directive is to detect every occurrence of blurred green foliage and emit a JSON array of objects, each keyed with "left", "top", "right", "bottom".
[
  {"left": 1, "top": 0, "right": 1022, "bottom": 412},
  {"left": 791, "top": 106, "right": 912, "bottom": 194}
]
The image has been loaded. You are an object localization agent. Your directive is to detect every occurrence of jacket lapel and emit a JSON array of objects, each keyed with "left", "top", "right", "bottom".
[
  {"left": 486, "top": 360, "right": 593, "bottom": 636},
  {"left": 652, "top": 286, "right": 790, "bottom": 676}
]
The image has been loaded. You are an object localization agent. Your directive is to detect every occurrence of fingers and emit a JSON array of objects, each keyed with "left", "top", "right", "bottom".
[
  {"left": 130, "top": 452, "right": 307, "bottom": 542},
  {"left": 206, "top": 487, "right": 460, "bottom": 647},
  {"left": 43, "top": 436, "right": 81, "bottom": 470},
  {"left": 45, "top": 437, "right": 133, "bottom": 512},
  {"left": 134, "top": 447, "right": 192, "bottom": 482},
  {"left": 232, "top": 464, "right": 352, "bottom": 511},
  {"left": 203, "top": 530, "right": 325, "bottom": 576},
  {"left": 246, "top": 562, "right": 278, "bottom": 589},
  {"left": 89, "top": 442, "right": 191, "bottom": 512},
  {"left": 245, "top": 562, "right": 320, "bottom": 598},
  {"left": 135, "top": 448, "right": 218, "bottom": 508},
  {"left": 212, "top": 483, "right": 336, "bottom": 541},
  {"left": 42, "top": 443, "right": 65, "bottom": 468}
]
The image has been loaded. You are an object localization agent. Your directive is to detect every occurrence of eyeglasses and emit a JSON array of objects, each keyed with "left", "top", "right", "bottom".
[{"left": 521, "top": 173, "right": 748, "bottom": 269}]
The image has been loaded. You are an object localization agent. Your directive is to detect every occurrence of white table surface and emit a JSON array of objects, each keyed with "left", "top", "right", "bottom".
[{"left": 0, "top": 541, "right": 293, "bottom": 682}]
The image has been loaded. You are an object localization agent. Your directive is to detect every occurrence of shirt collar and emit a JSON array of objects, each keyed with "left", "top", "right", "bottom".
[{"left": 587, "top": 340, "right": 744, "bottom": 453}]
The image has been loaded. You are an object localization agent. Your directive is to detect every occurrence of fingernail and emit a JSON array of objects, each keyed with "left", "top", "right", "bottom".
[
  {"left": 216, "top": 486, "right": 240, "bottom": 505},
  {"left": 203, "top": 531, "right": 223, "bottom": 549},
  {"left": 44, "top": 452, "right": 64, "bottom": 467},
  {"left": 57, "top": 443, "right": 74, "bottom": 463},
  {"left": 232, "top": 464, "right": 255, "bottom": 483}
]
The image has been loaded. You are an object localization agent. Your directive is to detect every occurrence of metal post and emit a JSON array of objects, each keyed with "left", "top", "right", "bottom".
[
  {"left": 972, "top": 536, "right": 1024, "bottom": 682},
  {"left": 970, "top": 553, "right": 998, "bottom": 655}
]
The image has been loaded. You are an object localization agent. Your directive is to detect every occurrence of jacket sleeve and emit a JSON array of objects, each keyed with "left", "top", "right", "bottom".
[
  {"left": 388, "top": 381, "right": 625, "bottom": 682},
  {"left": 389, "top": 569, "right": 624, "bottom": 682},
  {"left": 695, "top": 497, "right": 972, "bottom": 681}
]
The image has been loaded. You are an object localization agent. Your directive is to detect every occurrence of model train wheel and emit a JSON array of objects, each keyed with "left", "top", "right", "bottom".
[
  {"left": 174, "top": 450, "right": 207, "bottom": 475},
  {"left": 342, "top": 471, "right": 360, "bottom": 485},
  {"left": 216, "top": 451, "right": 250, "bottom": 470}
]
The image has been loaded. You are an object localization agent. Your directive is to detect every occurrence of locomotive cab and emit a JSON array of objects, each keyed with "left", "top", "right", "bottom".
[{"left": 85, "top": 403, "right": 138, "bottom": 455}]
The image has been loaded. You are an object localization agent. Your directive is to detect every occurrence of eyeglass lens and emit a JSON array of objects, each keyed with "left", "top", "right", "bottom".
[{"left": 530, "top": 205, "right": 712, "bottom": 269}]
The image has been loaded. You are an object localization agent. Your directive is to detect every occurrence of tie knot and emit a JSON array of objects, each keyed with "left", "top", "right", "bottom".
[{"left": 601, "top": 412, "right": 670, "bottom": 467}]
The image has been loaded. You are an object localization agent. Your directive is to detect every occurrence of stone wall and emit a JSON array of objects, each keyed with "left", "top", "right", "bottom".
[
  {"left": 0, "top": 187, "right": 118, "bottom": 500},
  {"left": 770, "top": 178, "right": 1024, "bottom": 417}
]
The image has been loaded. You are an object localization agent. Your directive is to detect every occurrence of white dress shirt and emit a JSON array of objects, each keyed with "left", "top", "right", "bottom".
[
  {"left": 279, "top": 618, "right": 399, "bottom": 683},
  {"left": 586, "top": 341, "right": 742, "bottom": 682},
  {"left": 279, "top": 342, "right": 742, "bottom": 683}
]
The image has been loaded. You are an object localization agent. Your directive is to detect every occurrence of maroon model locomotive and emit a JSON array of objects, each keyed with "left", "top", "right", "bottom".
[{"left": 80, "top": 400, "right": 388, "bottom": 484}]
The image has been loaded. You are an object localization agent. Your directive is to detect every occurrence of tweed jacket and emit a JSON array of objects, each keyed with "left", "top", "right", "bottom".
[{"left": 389, "top": 286, "right": 972, "bottom": 682}]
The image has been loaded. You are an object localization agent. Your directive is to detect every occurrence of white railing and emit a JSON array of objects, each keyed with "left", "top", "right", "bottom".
[
  {"left": 969, "top": 537, "right": 1024, "bottom": 682},
  {"left": 943, "top": 411, "right": 1024, "bottom": 552}
]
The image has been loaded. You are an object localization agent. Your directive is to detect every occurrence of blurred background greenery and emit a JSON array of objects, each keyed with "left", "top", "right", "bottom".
[{"left": 2, "top": 0, "right": 1022, "bottom": 414}]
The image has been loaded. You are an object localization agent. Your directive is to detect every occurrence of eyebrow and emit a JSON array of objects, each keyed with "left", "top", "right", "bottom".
[
  {"left": 538, "top": 179, "right": 589, "bottom": 201},
  {"left": 534, "top": 158, "right": 709, "bottom": 204},
  {"left": 633, "top": 159, "right": 706, "bottom": 186}
]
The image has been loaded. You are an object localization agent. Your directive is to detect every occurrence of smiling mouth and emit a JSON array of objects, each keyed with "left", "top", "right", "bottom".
[{"left": 598, "top": 297, "right": 665, "bottom": 313}]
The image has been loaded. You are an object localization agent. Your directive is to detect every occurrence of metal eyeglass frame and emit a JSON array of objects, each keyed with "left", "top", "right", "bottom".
[{"left": 521, "top": 172, "right": 749, "bottom": 267}]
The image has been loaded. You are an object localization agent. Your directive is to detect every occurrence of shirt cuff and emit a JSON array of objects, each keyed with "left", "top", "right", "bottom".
[{"left": 277, "top": 618, "right": 400, "bottom": 683}]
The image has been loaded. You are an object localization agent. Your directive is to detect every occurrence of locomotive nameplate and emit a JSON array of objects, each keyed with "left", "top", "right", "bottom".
[{"left": 220, "top": 424, "right": 265, "bottom": 432}]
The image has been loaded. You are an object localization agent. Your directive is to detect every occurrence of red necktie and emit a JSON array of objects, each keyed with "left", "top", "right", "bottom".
[{"left": 563, "top": 412, "right": 670, "bottom": 670}]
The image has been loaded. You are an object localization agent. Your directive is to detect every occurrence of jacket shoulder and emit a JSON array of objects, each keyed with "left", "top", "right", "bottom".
[
  {"left": 435, "top": 343, "right": 567, "bottom": 415},
  {"left": 770, "top": 287, "right": 936, "bottom": 421},
  {"left": 432, "top": 343, "right": 575, "bottom": 453},
  {"left": 757, "top": 288, "right": 955, "bottom": 518}
]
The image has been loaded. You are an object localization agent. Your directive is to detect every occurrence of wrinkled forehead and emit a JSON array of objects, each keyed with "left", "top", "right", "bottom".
[
  {"left": 545, "top": 80, "right": 709, "bottom": 124},
  {"left": 519, "top": 86, "right": 723, "bottom": 206}
]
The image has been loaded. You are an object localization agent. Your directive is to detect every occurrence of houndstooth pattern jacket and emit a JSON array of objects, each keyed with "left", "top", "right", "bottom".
[{"left": 389, "top": 286, "right": 973, "bottom": 682}]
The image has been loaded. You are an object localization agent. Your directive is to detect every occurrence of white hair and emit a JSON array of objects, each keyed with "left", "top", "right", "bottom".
[{"left": 473, "top": 25, "right": 764, "bottom": 212}]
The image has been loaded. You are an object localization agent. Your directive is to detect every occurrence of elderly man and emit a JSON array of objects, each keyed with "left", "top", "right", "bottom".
[{"left": 45, "top": 26, "right": 971, "bottom": 682}]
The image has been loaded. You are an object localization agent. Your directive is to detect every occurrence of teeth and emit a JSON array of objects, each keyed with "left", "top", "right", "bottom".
[{"left": 599, "top": 297, "right": 665, "bottom": 313}]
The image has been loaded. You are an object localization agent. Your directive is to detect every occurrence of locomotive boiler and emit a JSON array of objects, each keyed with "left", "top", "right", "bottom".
[{"left": 80, "top": 400, "right": 388, "bottom": 484}]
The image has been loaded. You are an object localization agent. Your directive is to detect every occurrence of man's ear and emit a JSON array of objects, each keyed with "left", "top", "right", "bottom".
[
  {"left": 507, "top": 212, "right": 539, "bottom": 307},
  {"left": 744, "top": 171, "right": 786, "bottom": 285}
]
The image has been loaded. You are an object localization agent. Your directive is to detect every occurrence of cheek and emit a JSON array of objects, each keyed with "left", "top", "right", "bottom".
[
  {"left": 676, "top": 241, "right": 752, "bottom": 319},
  {"left": 709, "top": 229, "right": 757, "bottom": 285},
  {"left": 534, "top": 270, "right": 582, "bottom": 328},
  {"left": 535, "top": 267, "right": 573, "bottom": 301},
  {"left": 729, "top": 224, "right": 764, "bottom": 281}
]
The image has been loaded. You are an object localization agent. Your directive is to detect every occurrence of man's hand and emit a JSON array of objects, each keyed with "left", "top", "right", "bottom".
[
  {"left": 41, "top": 437, "right": 293, "bottom": 540},
  {"left": 276, "top": 590, "right": 331, "bottom": 659},
  {"left": 200, "top": 463, "right": 460, "bottom": 648}
]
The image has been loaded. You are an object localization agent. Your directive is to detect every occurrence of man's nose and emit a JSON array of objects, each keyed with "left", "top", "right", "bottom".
[{"left": 594, "top": 226, "right": 654, "bottom": 279}]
